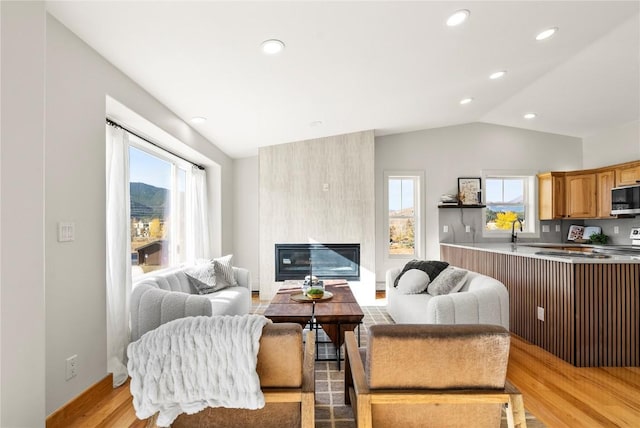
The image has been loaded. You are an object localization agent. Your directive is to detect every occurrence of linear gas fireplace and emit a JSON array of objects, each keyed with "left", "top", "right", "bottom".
[{"left": 275, "top": 243, "right": 360, "bottom": 281}]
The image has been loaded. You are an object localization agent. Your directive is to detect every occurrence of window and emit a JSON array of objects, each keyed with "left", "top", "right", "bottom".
[
  {"left": 483, "top": 171, "right": 537, "bottom": 236},
  {"left": 129, "top": 135, "right": 190, "bottom": 274},
  {"left": 385, "top": 173, "right": 422, "bottom": 257}
]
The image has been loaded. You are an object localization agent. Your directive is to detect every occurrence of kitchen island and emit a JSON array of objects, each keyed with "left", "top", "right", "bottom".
[{"left": 440, "top": 243, "right": 639, "bottom": 367}]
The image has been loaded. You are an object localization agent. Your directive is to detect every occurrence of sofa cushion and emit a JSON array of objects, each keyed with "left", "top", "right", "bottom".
[
  {"left": 427, "top": 266, "right": 468, "bottom": 296},
  {"left": 214, "top": 254, "right": 238, "bottom": 287},
  {"left": 394, "top": 260, "right": 449, "bottom": 287},
  {"left": 396, "top": 269, "right": 431, "bottom": 294},
  {"left": 186, "top": 263, "right": 219, "bottom": 294}
]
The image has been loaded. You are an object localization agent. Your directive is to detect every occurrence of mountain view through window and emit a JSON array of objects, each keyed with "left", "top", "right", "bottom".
[{"left": 129, "top": 144, "right": 186, "bottom": 274}]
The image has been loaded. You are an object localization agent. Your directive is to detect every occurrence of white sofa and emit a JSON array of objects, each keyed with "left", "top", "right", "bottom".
[
  {"left": 386, "top": 267, "right": 509, "bottom": 329},
  {"left": 130, "top": 265, "right": 252, "bottom": 341}
]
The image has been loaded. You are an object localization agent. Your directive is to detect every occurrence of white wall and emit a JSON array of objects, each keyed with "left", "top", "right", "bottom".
[
  {"left": 375, "top": 122, "right": 583, "bottom": 281},
  {"left": 41, "top": 14, "right": 235, "bottom": 416},
  {"left": 1, "top": 2, "right": 47, "bottom": 426},
  {"left": 582, "top": 119, "right": 640, "bottom": 168},
  {"left": 233, "top": 156, "right": 260, "bottom": 290}
]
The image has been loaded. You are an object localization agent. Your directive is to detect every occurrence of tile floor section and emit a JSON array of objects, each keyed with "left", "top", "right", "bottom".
[{"left": 253, "top": 302, "right": 544, "bottom": 428}]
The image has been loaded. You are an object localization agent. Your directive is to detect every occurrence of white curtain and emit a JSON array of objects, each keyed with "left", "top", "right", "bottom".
[
  {"left": 105, "top": 124, "right": 131, "bottom": 387},
  {"left": 187, "top": 166, "right": 210, "bottom": 262}
]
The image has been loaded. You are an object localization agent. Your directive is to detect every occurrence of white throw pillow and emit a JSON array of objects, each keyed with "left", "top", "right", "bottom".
[
  {"left": 185, "top": 263, "right": 219, "bottom": 294},
  {"left": 213, "top": 254, "right": 238, "bottom": 287},
  {"left": 427, "top": 266, "right": 468, "bottom": 296},
  {"left": 396, "top": 269, "right": 431, "bottom": 294}
]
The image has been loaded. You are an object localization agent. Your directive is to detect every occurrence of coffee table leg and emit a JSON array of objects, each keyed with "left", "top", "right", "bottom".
[{"left": 337, "top": 322, "right": 341, "bottom": 371}]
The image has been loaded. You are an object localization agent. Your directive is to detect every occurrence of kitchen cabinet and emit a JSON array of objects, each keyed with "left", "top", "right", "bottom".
[
  {"left": 615, "top": 161, "right": 640, "bottom": 186},
  {"left": 539, "top": 159, "right": 640, "bottom": 220},
  {"left": 538, "top": 172, "right": 565, "bottom": 220},
  {"left": 596, "top": 169, "right": 616, "bottom": 218},
  {"left": 565, "top": 173, "right": 596, "bottom": 218}
]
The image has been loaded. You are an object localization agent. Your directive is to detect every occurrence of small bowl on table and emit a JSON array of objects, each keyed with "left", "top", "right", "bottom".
[{"left": 306, "top": 287, "right": 325, "bottom": 300}]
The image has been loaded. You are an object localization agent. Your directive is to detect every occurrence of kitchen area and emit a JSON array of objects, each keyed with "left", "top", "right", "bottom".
[{"left": 439, "top": 160, "right": 640, "bottom": 367}]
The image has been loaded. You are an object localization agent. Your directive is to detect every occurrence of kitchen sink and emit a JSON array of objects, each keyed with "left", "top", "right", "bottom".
[{"left": 534, "top": 250, "right": 611, "bottom": 259}]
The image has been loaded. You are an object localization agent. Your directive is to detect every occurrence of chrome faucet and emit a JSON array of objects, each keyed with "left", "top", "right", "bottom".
[{"left": 511, "top": 219, "right": 523, "bottom": 243}]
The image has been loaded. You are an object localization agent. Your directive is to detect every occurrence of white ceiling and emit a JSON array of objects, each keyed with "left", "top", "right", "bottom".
[{"left": 46, "top": 1, "right": 640, "bottom": 158}]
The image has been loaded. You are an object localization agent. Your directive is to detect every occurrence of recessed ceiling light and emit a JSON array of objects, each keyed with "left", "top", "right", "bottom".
[
  {"left": 489, "top": 70, "right": 507, "bottom": 80},
  {"left": 446, "top": 9, "right": 470, "bottom": 27},
  {"left": 460, "top": 97, "right": 474, "bottom": 105},
  {"left": 524, "top": 113, "right": 537, "bottom": 119},
  {"left": 310, "top": 120, "right": 323, "bottom": 128},
  {"left": 190, "top": 116, "right": 207, "bottom": 124},
  {"left": 536, "top": 27, "right": 558, "bottom": 41},
  {"left": 261, "top": 39, "right": 285, "bottom": 54}
]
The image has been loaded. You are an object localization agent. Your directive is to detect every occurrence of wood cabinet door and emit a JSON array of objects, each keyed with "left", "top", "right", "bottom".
[
  {"left": 565, "top": 173, "right": 596, "bottom": 218},
  {"left": 596, "top": 170, "right": 615, "bottom": 218},
  {"left": 615, "top": 163, "right": 640, "bottom": 186},
  {"left": 539, "top": 173, "right": 565, "bottom": 219}
]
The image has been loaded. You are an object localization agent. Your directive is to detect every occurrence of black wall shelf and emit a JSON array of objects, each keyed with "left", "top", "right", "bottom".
[{"left": 438, "top": 204, "right": 486, "bottom": 209}]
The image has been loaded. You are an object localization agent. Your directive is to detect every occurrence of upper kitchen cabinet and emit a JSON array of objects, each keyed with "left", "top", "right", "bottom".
[
  {"left": 596, "top": 169, "right": 616, "bottom": 218},
  {"left": 615, "top": 161, "right": 640, "bottom": 186},
  {"left": 538, "top": 172, "right": 565, "bottom": 220},
  {"left": 565, "top": 173, "right": 597, "bottom": 218}
]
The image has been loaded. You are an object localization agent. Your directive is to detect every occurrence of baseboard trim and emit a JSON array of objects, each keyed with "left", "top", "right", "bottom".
[{"left": 46, "top": 374, "right": 113, "bottom": 428}]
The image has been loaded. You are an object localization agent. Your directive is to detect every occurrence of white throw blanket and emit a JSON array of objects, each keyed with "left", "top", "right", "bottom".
[{"left": 127, "top": 314, "right": 271, "bottom": 426}]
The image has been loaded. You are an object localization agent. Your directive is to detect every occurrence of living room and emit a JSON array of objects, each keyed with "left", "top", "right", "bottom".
[{"left": 1, "top": 1, "right": 639, "bottom": 427}]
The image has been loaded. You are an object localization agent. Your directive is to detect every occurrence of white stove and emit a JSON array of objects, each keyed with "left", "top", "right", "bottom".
[{"left": 631, "top": 227, "right": 640, "bottom": 247}]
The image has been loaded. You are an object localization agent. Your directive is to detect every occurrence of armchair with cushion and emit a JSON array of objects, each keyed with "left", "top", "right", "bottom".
[
  {"left": 344, "top": 324, "right": 526, "bottom": 428},
  {"left": 145, "top": 323, "right": 315, "bottom": 428}
]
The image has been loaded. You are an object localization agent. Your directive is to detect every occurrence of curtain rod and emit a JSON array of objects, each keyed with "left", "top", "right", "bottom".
[{"left": 106, "top": 118, "right": 205, "bottom": 170}]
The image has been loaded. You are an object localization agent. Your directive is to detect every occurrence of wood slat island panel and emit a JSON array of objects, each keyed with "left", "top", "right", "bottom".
[{"left": 441, "top": 244, "right": 639, "bottom": 367}]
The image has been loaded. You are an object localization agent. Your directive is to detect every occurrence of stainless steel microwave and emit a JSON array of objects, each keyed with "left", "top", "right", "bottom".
[{"left": 612, "top": 184, "right": 640, "bottom": 215}]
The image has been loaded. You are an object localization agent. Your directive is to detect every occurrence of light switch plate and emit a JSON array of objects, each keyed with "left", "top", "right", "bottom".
[
  {"left": 443, "top": 225, "right": 449, "bottom": 233},
  {"left": 555, "top": 225, "right": 561, "bottom": 232},
  {"left": 537, "top": 306, "right": 545, "bottom": 322},
  {"left": 58, "top": 222, "right": 75, "bottom": 242},
  {"left": 542, "top": 225, "right": 550, "bottom": 233}
]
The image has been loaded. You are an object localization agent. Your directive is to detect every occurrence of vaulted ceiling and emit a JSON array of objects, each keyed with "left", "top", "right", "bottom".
[{"left": 47, "top": 1, "right": 640, "bottom": 158}]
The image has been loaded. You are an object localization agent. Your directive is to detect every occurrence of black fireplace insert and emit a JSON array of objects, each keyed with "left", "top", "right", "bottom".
[{"left": 274, "top": 243, "right": 360, "bottom": 281}]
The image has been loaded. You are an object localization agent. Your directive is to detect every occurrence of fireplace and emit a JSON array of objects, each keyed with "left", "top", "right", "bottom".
[{"left": 275, "top": 243, "right": 360, "bottom": 281}]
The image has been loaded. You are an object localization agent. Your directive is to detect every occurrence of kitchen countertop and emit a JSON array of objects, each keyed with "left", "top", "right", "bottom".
[{"left": 440, "top": 242, "right": 640, "bottom": 264}]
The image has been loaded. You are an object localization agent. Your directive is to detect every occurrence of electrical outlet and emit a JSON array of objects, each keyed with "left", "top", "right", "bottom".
[
  {"left": 537, "top": 307, "right": 545, "bottom": 322},
  {"left": 542, "top": 225, "right": 550, "bottom": 233},
  {"left": 614, "top": 226, "right": 619, "bottom": 234},
  {"left": 66, "top": 355, "right": 78, "bottom": 380},
  {"left": 555, "top": 225, "right": 561, "bottom": 232},
  {"left": 465, "top": 225, "right": 471, "bottom": 233},
  {"left": 443, "top": 225, "right": 449, "bottom": 233}
]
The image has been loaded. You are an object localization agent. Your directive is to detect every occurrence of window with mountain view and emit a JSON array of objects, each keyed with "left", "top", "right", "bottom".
[
  {"left": 129, "top": 137, "right": 188, "bottom": 274},
  {"left": 387, "top": 175, "right": 420, "bottom": 256},
  {"left": 484, "top": 174, "right": 536, "bottom": 235}
]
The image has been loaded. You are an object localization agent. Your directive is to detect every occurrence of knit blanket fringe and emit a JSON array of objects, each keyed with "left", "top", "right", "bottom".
[{"left": 127, "top": 314, "right": 271, "bottom": 426}]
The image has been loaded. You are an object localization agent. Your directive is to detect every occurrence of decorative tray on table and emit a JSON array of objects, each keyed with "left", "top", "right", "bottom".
[{"left": 290, "top": 291, "right": 334, "bottom": 302}]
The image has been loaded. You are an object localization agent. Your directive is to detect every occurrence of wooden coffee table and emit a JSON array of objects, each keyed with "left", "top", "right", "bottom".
[{"left": 264, "top": 280, "right": 364, "bottom": 369}]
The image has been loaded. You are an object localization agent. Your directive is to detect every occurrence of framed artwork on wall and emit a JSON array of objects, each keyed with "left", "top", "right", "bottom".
[{"left": 458, "top": 177, "right": 481, "bottom": 205}]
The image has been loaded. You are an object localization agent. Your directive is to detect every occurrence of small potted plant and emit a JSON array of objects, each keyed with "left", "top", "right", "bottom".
[
  {"left": 306, "top": 287, "right": 324, "bottom": 299},
  {"left": 589, "top": 232, "right": 609, "bottom": 245}
]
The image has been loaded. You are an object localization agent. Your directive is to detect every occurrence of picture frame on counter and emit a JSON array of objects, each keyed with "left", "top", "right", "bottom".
[{"left": 458, "top": 177, "right": 482, "bottom": 205}]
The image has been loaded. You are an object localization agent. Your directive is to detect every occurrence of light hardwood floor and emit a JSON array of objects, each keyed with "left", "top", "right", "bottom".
[
  {"left": 61, "top": 296, "right": 640, "bottom": 427},
  {"left": 507, "top": 335, "right": 640, "bottom": 427}
]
